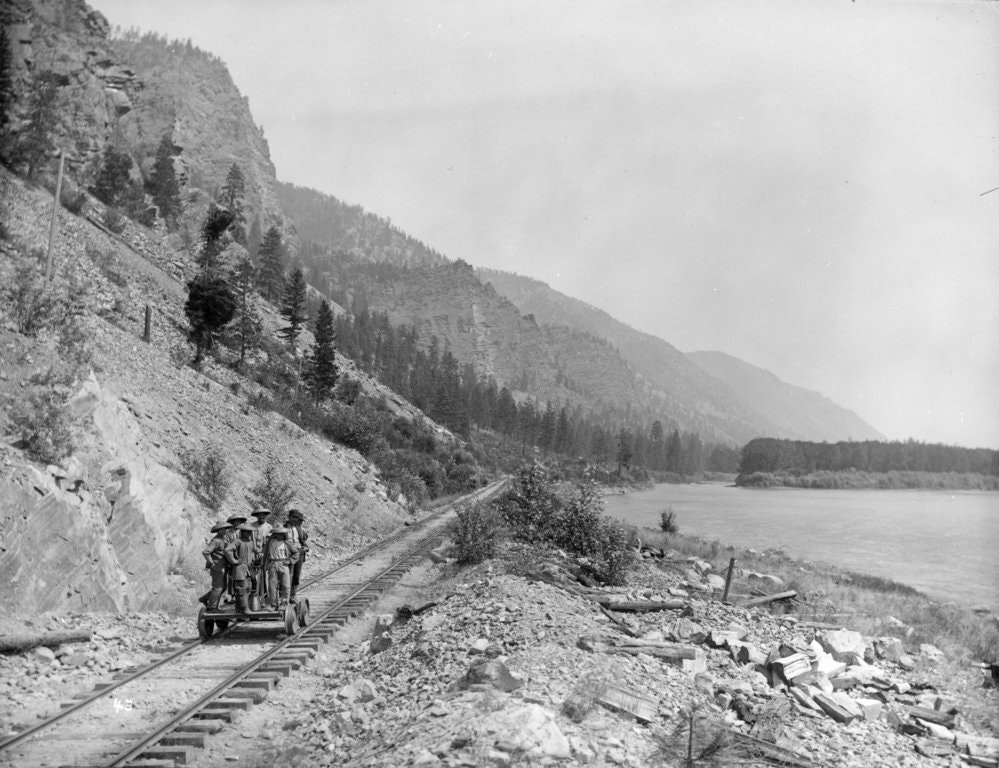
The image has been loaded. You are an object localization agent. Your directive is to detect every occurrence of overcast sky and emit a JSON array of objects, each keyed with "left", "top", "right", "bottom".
[{"left": 97, "top": 0, "right": 999, "bottom": 449}]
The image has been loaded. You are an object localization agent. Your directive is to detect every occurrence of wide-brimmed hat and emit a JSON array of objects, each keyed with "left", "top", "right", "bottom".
[
  {"left": 251, "top": 508, "right": 270, "bottom": 517},
  {"left": 211, "top": 522, "right": 231, "bottom": 533},
  {"left": 227, "top": 514, "right": 248, "bottom": 524},
  {"left": 286, "top": 509, "right": 304, "bottom": 520},
  {"left": 238, "top": 522, "right": 255, "bottom": 532},
  {"left": 270, "top": 525, "right": 288, "bottom": 536}
]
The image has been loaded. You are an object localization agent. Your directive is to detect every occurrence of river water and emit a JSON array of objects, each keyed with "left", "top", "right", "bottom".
[{"left": 602, "top": 483, "right": 999, "bottom": 612}]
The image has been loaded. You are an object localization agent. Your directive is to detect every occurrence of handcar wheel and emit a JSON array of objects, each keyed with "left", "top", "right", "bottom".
[
  {"left": 297, "top": 600, "right": 309, "bottom": 628},
  {"left": 284, "top": 605, "right": 296, "bottom": 635},
  {"left": 215, "top": 620, "right": 229, "bottom": 631},
  {"left": 197, "top": 607, "right": 215, "bottom": 639}
]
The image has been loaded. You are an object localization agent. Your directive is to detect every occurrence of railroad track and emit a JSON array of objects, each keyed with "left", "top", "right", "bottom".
[{"left": 0, "top": 479, "right": 507, "bottom": 768}]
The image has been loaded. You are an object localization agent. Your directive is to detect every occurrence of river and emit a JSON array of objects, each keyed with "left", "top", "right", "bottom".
[{"left": 602, "top": 483, "right": 999, "bottom": 612}]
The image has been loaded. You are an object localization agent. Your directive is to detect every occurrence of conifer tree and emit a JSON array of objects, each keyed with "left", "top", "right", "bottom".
[
  {"left": 0, "top": 27, "right": 15, "bottom": 162},
  {"left": 14, "top": 70, "right": 59, "bottom": 181},
  {"left": 257, "top": 225, "right": 284, "bottom": 301},
  {"left": 278, "top": 267, "right": 308, "bottom": 352},
  {"left": 220, "top": 163, "right": 246, "bottom": 243},
  {"left": 149, "top": 134, "right": 181, "bottom": 228},
  {"left": 304, "top": 300, "right": 338, "bottom": 404},
  {"left": 226, "top": 254, "right": 263, "bottom": 366},
  {"left": 538, "top": 400, "right": 557, "bottom": 456},
  {"left": 185, "top": 272, "right": 236, "bottom": 365},
  {"left": 198, "top": 202, "right": 234, "bottom": 272},
  {"left": 93, "top": 146, "right": 134, "bottom": 207}
]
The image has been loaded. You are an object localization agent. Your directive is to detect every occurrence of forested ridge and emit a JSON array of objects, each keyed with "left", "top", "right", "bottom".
[{"left": 737, "top": 437, "right": 999, "bottom": 489}]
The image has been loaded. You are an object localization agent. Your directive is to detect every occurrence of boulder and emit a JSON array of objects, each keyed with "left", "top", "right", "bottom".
[
  {"left": 817, "top": 629, "right": 867, "bottom": 664},
  {"left": 458, "top": 660, "right": 522, "bottom": 692},
  {"left": 477, "top": 704, "right": 570, "bottom": 758}
]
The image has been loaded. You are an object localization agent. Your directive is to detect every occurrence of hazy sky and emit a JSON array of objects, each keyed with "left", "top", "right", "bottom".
[{"left": 97, "top": 0, "right": 999, "bottom": 448}]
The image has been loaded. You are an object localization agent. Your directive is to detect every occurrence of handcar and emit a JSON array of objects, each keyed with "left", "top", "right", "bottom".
[{"left": 197, "top": 597, "right": 310, "bottom": 638}]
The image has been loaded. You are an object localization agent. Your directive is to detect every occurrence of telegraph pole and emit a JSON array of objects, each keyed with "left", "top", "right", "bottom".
[{"left": 45, "top": 148, "right": 65, "bottom": 282}]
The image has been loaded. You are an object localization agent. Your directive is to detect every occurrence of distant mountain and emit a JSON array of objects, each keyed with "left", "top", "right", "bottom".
[
  {"left": 686, "top": 351, "right": 883, "bottom": 442},
  {"left": 477, "top": 269, "right": 883, "bottom": 443}
]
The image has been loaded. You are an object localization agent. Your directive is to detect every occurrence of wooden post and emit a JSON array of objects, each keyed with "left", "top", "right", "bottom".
[
  {"left": 142, "top": 304, "right": 152, "bottom": 342},
  {"left": 722, "top": 557, "right": 737, "bottom": 603},
  {"left": 45, "top": 149, "right": 65, "bottom": 282}
]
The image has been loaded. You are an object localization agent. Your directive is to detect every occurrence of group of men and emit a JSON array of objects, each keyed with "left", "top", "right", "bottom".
[{"left": 199, "top": 507, "right": 309, "bottom": 614}]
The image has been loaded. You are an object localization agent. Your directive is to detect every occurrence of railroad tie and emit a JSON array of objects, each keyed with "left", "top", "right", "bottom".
[
  {"left": 158, "top": 731, "right": 206, "bottom": 749},
  {"left": 137, "top": 746, "right": 193, "bottom": 765}
]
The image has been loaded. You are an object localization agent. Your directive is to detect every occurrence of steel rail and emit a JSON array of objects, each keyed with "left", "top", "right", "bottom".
[
  {"left": 103, "top": 478, "right": 508, "bottom": 767},
  {"left": 0, "top": 478, "right": 504, "bottom": 755}
]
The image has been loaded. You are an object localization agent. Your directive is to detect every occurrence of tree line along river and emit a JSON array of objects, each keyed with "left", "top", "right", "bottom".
[{"left": 602, "top": 483, "right": 999, "bottom": 613}]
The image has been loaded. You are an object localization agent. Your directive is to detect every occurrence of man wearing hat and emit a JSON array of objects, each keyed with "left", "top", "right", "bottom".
[
  {"left": 285, "top": 509, "right": 309, "bottom": 602},
  {"left": 225, "top": 523, "right": 259, "bottom": 613},
  {"left": 250, "top": 508, "right": 272, "bottom": 599},
  {"left": 222, "top": 514, "right": 248, "bottom": 602},
  {"left": 199, "top": 521, "right": 231, "bottom": 609},
  {"left": 263, "top": 525, "right": 300, "bottom": 611}
]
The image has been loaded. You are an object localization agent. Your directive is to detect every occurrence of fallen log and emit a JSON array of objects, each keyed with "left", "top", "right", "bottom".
[
  {"left": 0, "top": 629, "right": 92, "bottom": 654},
  {"left": 578, "top": 635, "right": 706, "bottom": 672},
  {"left": 740, "top": 590, "right": 798, "bottom": 608},
  {"left": 598, "top": 604, "right": 642, "bottom": 638},
  {"left": 594, "top": 598, "right": 686, "bottom": 612},
  {"left": 597, "top": 683, "right": 659, "bottom": 723},
  {"left": 908, "top": 705, "right": 956, "bottom": 727}
]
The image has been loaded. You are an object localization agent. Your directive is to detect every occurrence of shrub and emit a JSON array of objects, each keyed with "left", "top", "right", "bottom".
[
  {"left": 245, "top": 461, "right": 296, "bottom": 516},
  {"left": 60, "top": 184, "right": 88, "bottom": 215},
  {"left": 659, "top": 508, "right": 679, "bottom": 537},
  {"left": 7, "top": 378, "right": 74, "bottom": 463},
  {"left": 449, "top": 500, "right": 500, "bottom": 565},
  {"left": 2, "top": 262, "right": 65, "bottom": 335},
  {"left": 333, "top": 376, "right": 362, "bottom": 405},
  {"left": 179, "top": 443, "right": 231, "bottom": 512},
  {"left": 562, "top": 671, "right": 609, "bottom": 723},
  {"left": 103, "top": 205, "right": 125, "bottom": 234}
]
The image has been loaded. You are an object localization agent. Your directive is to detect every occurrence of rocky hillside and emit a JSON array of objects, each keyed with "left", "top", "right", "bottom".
[
  {"left": 479, "top": 268, "right": 883, "bottom": 443},
  {"left": 687, "top": 351, "right": 883, "bottom": 442},
  {"left": 0, "top": 166, "right": 409, "bottom": 616}
]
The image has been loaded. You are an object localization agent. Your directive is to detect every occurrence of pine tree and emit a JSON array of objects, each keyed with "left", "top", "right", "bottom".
[
  {"left": 616, "top": 428, "right": 633, "bottom": 474},
  {"left": 93, "top": 146, "right": 134, "bottom": 206},
  {"left": 14, "top": 70, "right": 59, "bottom": 181},
  {"left": 185, "top": 273, "right": 236, "bottom": 365},
  {"left": 538, "top": 401, "right": 557, "bottom": 456},
  {"left": 304, "top": 300, "right": 337, "bottom": 404},
  {"left": 149, "top": 134, "right": 181, "bottom": 228},
  {"left": 0, "top": 27, "right": 15, "bottom": 162},
  {"left": 257, "top": 225, "right": 284, "bottom": 301},
  {"left": 198, "top": 202, "right": 234, "bottom": 272},
  {"left": 220, "top": 163, "right": 246, "bottom": 243},
  {"left": 225, "top": 254, "right": 262, "bottom": 366},
  {"left": 278, "top": 267, "right": 308, "bottom": 352}
]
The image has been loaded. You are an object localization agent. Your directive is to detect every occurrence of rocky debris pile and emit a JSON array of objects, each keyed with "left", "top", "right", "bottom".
[
  {"left": 0, "top": 611, "right": 193, "bottom": 738},
  {"left": 258, "top": 554, "right": 996, "bottom": 768}
]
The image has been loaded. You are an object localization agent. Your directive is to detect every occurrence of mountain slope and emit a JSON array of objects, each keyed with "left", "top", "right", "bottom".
[
  {"left": 477, "top": 268, "right": 882, "bottom": 442},
  {"left": 687, "top": 351, "right": 883, "bottom": 442}
]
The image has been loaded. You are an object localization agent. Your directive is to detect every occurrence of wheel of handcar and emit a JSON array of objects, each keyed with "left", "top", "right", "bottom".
[
  {"left": 284, "top": 605, "right": 296, "bottom": 635},
  {"left": 215, "top": 620, "right": 229, "bottom": 632},
  {"left": 197, "top": 607, "right": 215, "bottom": 639},
  {"left": 297, "top": 599, "right": 310, "bottom": 628}
]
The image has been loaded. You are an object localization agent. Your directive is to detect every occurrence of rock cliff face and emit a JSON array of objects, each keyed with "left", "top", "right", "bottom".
[{"left": 4, "top": 0, "right": 292, "bottom": 247}]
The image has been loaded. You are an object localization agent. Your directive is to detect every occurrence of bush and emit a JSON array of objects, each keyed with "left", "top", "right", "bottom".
[
  {"left": 60, "top": 184, "right": 88, "bottom": 215},
  {"left": 245, "top": 461, "right": 296, "bottom": 516},
  {"left": 562, "top": 671, "right": 609, "bottom": 723},
  {"left": 103, "top": 205, "right": 125, "bottom": 234},
  {"left": 449, "top": 501, "right": 500, "bottom": 565},
  {"left": 659, "top": 508, "right": 678, "bottom": 537},
  {"left": 333, "top": 376, "right": 362, "bottom": 405},
  {"left": 179, "top": 443, "right": 231, "bottom": 512},
  {"left": 8, "top": 375, "right": 74, "bottom": 464},
  {"left": 2, "top": 262, "right": 65, "bottom": 336}
]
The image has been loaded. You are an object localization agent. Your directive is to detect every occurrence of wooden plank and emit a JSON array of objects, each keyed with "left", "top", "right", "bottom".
[
  {"left": 596, "top": 683, "right": 659, "bottom": 723},
  {"left": 770, "top": 653, "right": 811, "bottom": 681},
  {"left": 813, "top": 692, "right": 858, "bottom": 724},
  {"left": 740, "top": 590, "right": 797, "bottom": 608},
  {"left": 955, "top": 733, "right": 999, "bottom": 760},
  {"left": 909, "top": 705, "right": 956, "bottom": 727},
  {"left": 598, "top": 605, "right": 641, "bottom": 638}
]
